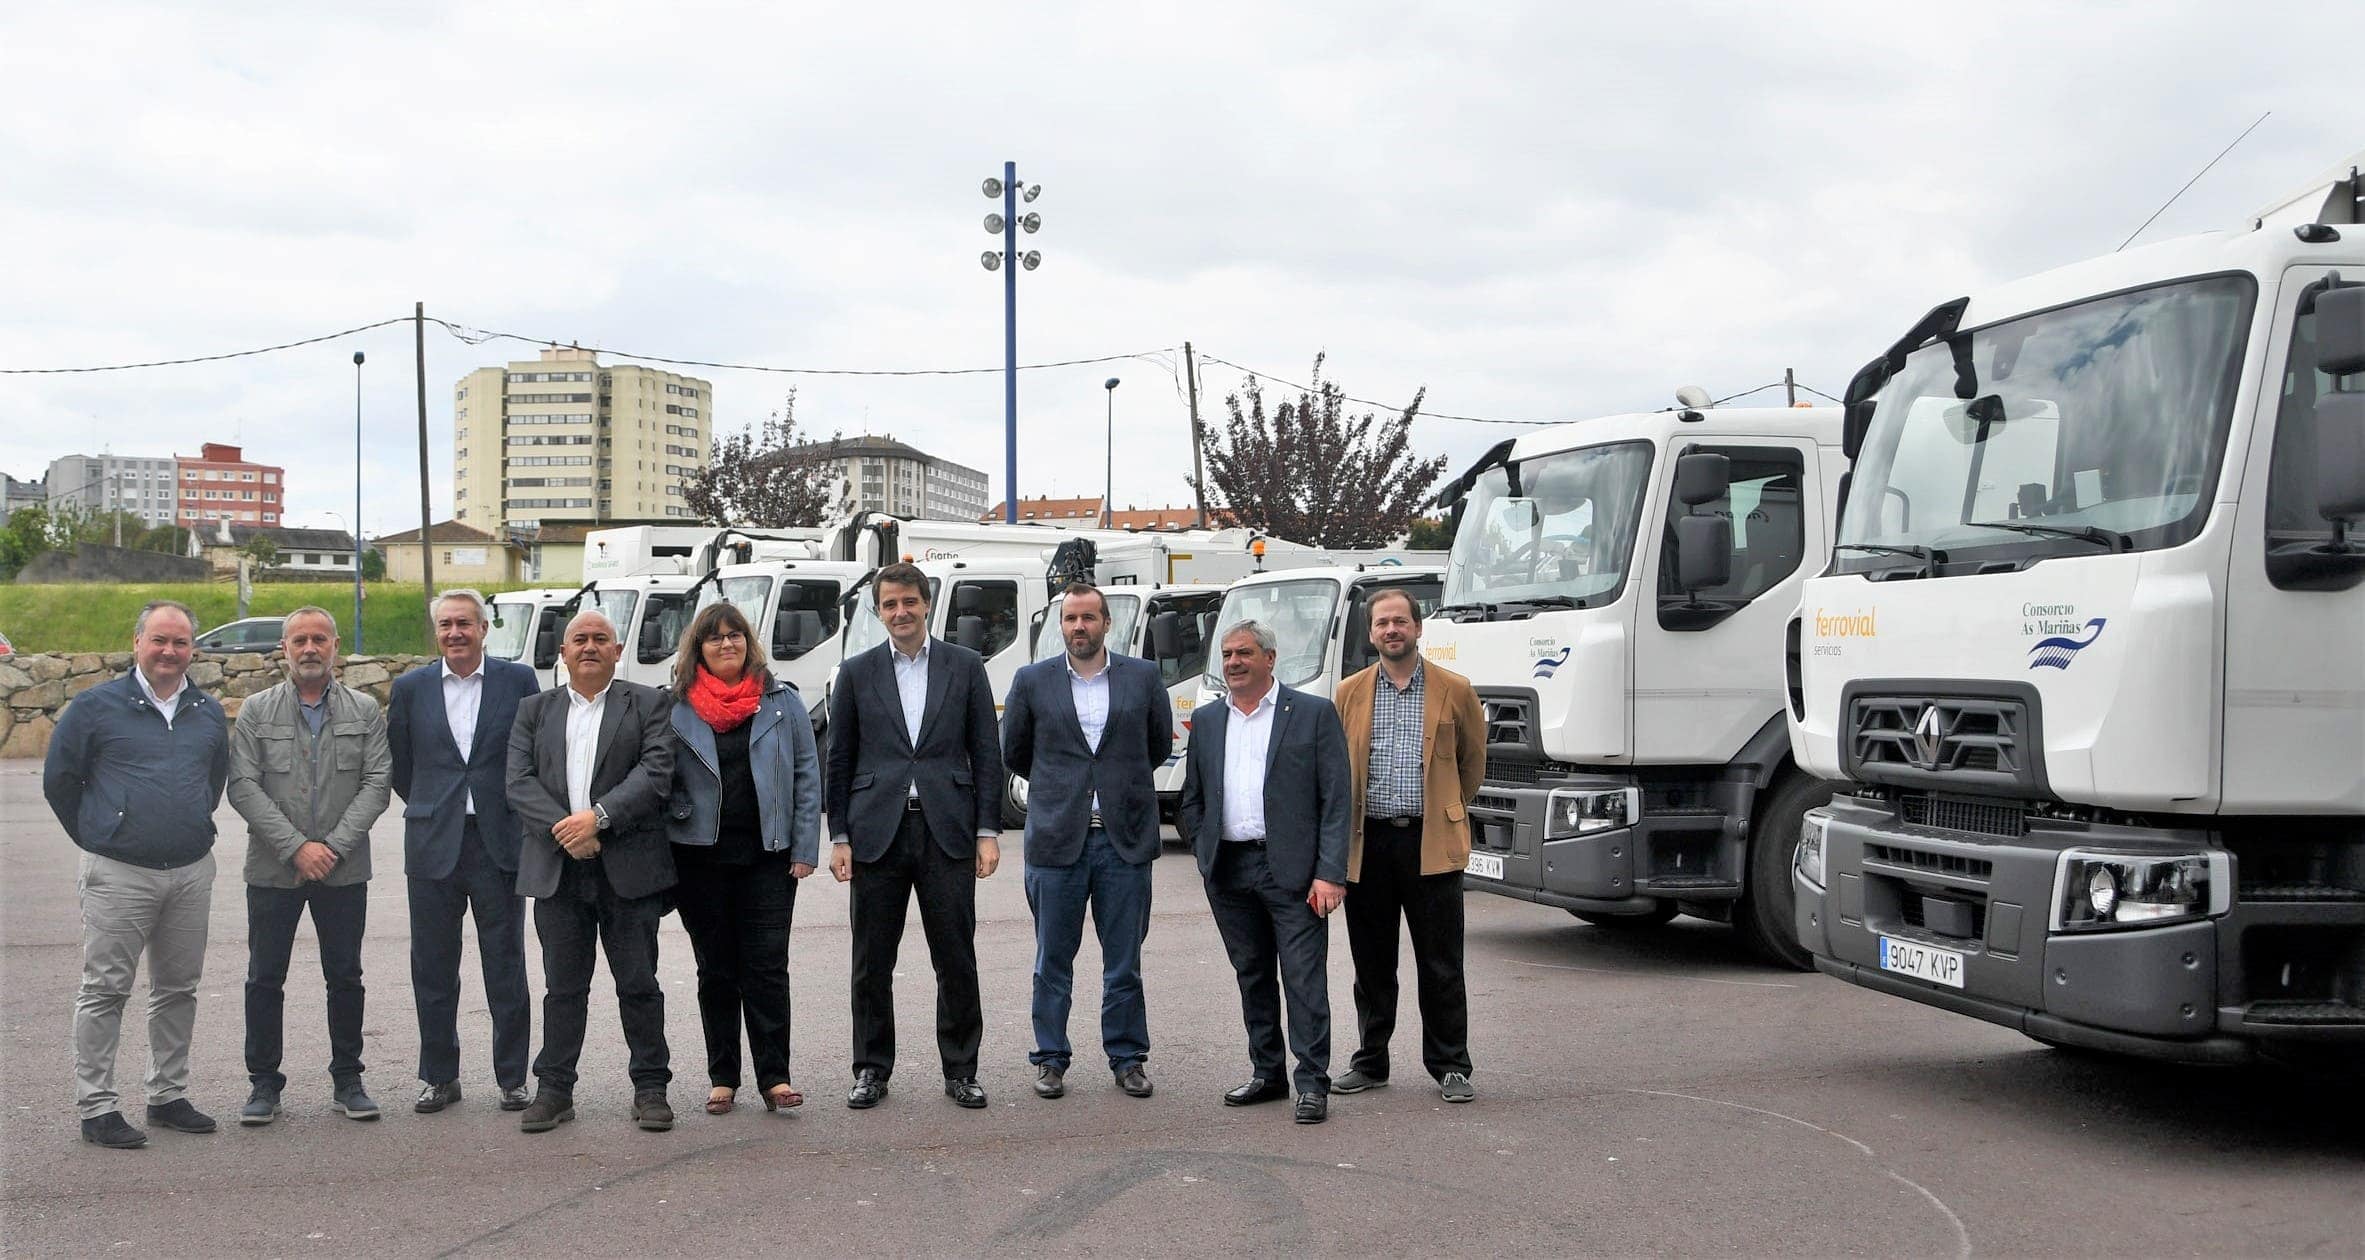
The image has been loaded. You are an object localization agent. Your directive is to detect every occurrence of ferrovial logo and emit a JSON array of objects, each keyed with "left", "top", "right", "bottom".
[{"left": 1813, "top": 608, "right": 1878, "bottom": 638}]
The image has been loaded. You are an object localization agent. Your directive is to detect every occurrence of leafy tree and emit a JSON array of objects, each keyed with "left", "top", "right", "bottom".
[
  {"left": 0, "top": 503, "right": 57, "bottom": 578},
  {"left": 361, "top": 548, "right": 386, "bottom": 580},
  {"left": 1192, "top": 355, "right": 1447, "bottom": 548},
  {"left": 242, "top": 535, "right": 280, "bottom": 568},
  {"left": 1404, "top": 516, "right": 1454, "bottom": 550},
  {"left": 684, "top": 388, "right": 845, "bottom": 528}
]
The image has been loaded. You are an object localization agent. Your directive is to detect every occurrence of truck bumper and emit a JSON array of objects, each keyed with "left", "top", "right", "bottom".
[
  {"left": 1463, "top": 776, "right": 1737, "bottom": 913},
  {"left": 1795, "top": 795, "right": 2365, "bottom": 1064}
]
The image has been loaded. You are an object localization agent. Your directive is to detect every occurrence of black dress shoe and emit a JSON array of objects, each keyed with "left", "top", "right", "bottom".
[
  {"left": 1293, "top": 1093, "right": 1328, "bottom": 1124},
  {"left": 945, "top": 1077, "right": 988, "bottom": 1109},
  {"left": 1223, "top": 1077, "right": 1289, "bottom": 1107},
  {"left": 846, "top": 1069, "right": 888, "bottom": 1110},
  {"left": 1033, "top": 1065, "right": 1066, "bottom": 1099},
  {"left": 498, "top": 1085, "right": 532, "bottom": 1112},
  {"left": 633, "top": 1089, "right": 674, "bottom": 1132},
  {"left": 145, "top": 1099, "right": 216, "bottom": 1134},
  {"left": 414, "top": 1081, "right": 462, "bottom": 1113},
  {"left": 1115, "top": 1065, "right": 1153, "bottom": 1098},
  {"left": 81, "top": 1112, "right": 147, "bottom": 1149}
]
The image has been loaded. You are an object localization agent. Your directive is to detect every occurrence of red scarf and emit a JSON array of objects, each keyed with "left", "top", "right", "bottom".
[{"left": 688, "top": 667, "right": 764, "bottom": 732}]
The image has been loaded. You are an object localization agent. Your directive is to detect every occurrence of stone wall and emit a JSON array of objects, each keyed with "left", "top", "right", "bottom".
[{"left": 0, "top": 651, "right": 437, "bottom": 758}]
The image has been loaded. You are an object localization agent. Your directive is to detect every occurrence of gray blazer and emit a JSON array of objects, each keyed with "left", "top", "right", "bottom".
[
  {"left": 1177, "top": 683, "right": 1352, "bottom": 895},
  {"left": 226, "top": 680, "right": 393, "bottom": 888},
  {"left": 1001, "top": 652, "right": 1173, "bottom": 867},
  {"left": 505, "top": 679, "right": 677, "bottom": 901}
]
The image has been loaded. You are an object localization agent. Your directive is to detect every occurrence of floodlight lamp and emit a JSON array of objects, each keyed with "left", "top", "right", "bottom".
[
  {"left": 982, "top": 177, "right": 1004, "bottom": 198},
  {"left": 1021, "top": 212, "right": 1041, "bottom": 234},
  {"left": 981, "top": 250, "right": 1003, "bottom": 271},
  {"left": 984, "top": 212, "right": 1006, "bottom": 234},
  {"left": 1021, "top": 251, "right": 1042, "bottom": 270},
  {"left": 1023, "top": 184, "right": 1042, "bottom": 203}
]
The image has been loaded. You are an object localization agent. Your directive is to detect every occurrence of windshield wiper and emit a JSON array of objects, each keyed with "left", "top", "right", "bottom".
[
  {"left": 1963, "top": 521, "right": 2132, "bottom": 552},
  {"left": 1501, "top": 595, "right": 1589, "bottom": 611},
  {"left": 1833, "top": 542, "right": 1945, "bottom": 562},
  {"left": 1432, "top": 600, "right": 1498, "bottom": 619}
]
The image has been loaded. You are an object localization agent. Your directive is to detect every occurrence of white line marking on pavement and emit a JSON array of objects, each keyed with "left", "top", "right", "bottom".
[{"left": 1500, "top": 957, "right": 1798, "bottom": 989}]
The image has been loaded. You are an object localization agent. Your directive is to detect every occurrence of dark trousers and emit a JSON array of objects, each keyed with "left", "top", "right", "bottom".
[
  {"left": 849, "top": 809, "right": 981, "bottom": 1080},
  {"left": 675, "top": 854, "right": 798, "bottom": 1091},
  {"left": 531, "top": 863, "right": 671, "bottom": 1095},
  {"left": 1204, "top": 842, "right": 1331, "bottom": 1096},
  {"left": 407, "top": 819, "right": 531, "bottom": 1089},
  {"left": 244, "top": 880, "right": 368, "bottom": 1092},
  {"left": 1345, "top": 818, "right": 1473, "bottom": 1081},
  {"left": 1024, "top": 828, "right": 1153, "bottom": 1073}
]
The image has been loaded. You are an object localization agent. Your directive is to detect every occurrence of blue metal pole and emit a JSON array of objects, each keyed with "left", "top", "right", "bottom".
[
  {"left": 1003, "top": 160, "right": 1018, "bottom": 523},
  {"left": 353, "top": 351, "right": 366, "bottom": 653}
]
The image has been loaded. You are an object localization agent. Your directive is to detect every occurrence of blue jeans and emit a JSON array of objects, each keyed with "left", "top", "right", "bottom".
[{"left": 1024, "top": 829, "right": 1152, "bottom": 1073}]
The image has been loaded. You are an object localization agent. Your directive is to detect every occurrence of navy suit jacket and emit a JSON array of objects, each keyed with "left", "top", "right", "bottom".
[
  {"left": 388, "top": 656, "right": 541, "bottom": 878},
  {"left": 825, "top": 638, "right": 1003, "bottom": 863},
  {"left": 1177, "top": 683, "right": 1351, "bottom": 895},
  {"left": 1001, "top": 652, "right": 1173, "bottom": 867}
]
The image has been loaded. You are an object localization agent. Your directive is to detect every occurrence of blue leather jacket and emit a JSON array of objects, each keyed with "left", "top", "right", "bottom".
[{"left": 666, "top": 679, "right": 823, "bottom": 866}]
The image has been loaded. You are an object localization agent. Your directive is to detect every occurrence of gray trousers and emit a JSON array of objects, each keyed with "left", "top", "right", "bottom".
[{"left": 75, "top": 851, "right": 216, "bottom": 1119}]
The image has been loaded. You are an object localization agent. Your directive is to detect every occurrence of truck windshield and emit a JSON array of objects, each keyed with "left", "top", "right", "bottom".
[
  {"left": 1033, "top": 592, "right": 1142, "bottom": 662},
  {"left": 484, "top": 600, "right": 535, "bottom": 660},
  {"left": 1839, "top": 274, "right": 2254, "bottom": 573},
  {"left": 1204, "top": 579, "right": 1339, "bottom": 688},
  {"left": 1442, "top": 440, "right": 1653, "bottom": 611}
]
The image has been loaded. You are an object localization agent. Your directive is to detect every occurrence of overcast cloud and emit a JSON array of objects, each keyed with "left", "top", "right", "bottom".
[{"left": 1, "top": 1, "right": 2354, "bottom": 537}]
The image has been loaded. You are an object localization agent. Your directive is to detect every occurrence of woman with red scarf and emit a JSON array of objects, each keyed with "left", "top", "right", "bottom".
[{"left": 664, "top": 602, "right": 821, "bottom": 1115}]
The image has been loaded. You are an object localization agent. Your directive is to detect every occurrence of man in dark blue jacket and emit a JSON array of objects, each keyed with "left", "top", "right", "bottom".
[
  {"left": 388, "top": 589, "right": 541, "bottom": 1114},
  {"left": 1178, "top": 619, "right": 1351, "bottom": 1124},
  {"left": 1001, "top": 584, "right": 1173, "bottom": 1101},
  {"left": 43, "top": 600, "right": 230, "bottom": 1149}
]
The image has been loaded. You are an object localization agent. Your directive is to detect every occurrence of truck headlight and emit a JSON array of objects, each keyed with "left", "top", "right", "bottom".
[
  {"left": 1543, "top": 787, "right": 1639, "bottom": 840},
  {"left": 1796, "top": 808, "right": 1830, "bottom": 888},
  {"left": 2051, "top": 849, "right": 2230, "bottom": 932}
]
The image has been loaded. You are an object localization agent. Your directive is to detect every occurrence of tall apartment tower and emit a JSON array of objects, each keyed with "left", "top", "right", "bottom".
[
  {"left": 452, "top": 347, "right": 714, "bottom": 529},
  {"left": 46, "top": 452, "right": 182, "bottom": 528}
]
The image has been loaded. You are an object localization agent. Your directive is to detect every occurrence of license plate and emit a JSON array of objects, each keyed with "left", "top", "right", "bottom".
[
  {"left": 1878, "top": 936, "right": 1965, "bottom": 989},
  {"left": 1465, "top": 850, "right": 1504, "bottom": 880}
]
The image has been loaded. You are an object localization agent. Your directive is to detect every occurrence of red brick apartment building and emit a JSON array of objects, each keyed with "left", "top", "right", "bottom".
[{"left": 176, "top": 442, "right": 285, "bottom": 528}]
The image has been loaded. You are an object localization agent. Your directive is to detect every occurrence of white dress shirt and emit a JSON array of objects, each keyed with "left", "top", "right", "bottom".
[
  {"left": 1220, "top": 683, "right": 1279, "bottom": 842},
  {"left": 892, "top": 639, "right": 927, "bottom": 799},
  {"left": 134, "top": 669, "right": 184, "bottom": 729},
  {"left": 563, "top": 684, "right": 609, "bottom": 815},
  {"left": 1068, "top": 653, "right": 1111, "bottom": 814},
  {"left": 443, "top": 658, "right": 485, "bottom": 814}
]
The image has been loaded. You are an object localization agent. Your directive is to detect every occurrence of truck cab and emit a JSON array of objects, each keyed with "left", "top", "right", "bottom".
[
  {"left": 1195, "top": 566, "right": 1445, "bottom": 708},
  {"left": 1422, "top": 405, "right": 1845, "bottom": 965},
  {"left": 1789, "top": 156, "right": 2365, "bottom": 1063},
  {"left": 483, "top": 575, "right": 700, "bottom": 690},
  {"left": 694, "top": 557, "right": 868, "bottom": 733}
]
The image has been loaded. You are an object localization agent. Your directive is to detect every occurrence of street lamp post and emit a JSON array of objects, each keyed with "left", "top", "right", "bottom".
[
  {"left": 979, "top": 163, "right": 1042, "bottom": 522},
  {"left": 1102, "top": 377, "right": 1120, "bottom": 528},
  {"left": 352, "top": 350, "right": 366, "bottom": 654}
]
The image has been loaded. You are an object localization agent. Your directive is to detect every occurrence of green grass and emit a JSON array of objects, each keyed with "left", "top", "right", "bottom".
[{"left": 0, "top": 582, "right": 543, "bottom": 657}]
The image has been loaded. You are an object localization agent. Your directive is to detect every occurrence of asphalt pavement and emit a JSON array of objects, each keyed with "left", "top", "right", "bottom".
[{"left": 1, "top": 761, "right": 2357, "bottom": 1257}]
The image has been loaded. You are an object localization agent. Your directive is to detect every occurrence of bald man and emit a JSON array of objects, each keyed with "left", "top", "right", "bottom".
[{"left": 504, "top": 610, "right": 678, "bottom": 1134}]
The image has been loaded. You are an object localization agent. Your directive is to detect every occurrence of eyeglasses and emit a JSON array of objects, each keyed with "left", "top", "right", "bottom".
[{"left": 705, "top": 630, "right": 747, "bottom": 645}]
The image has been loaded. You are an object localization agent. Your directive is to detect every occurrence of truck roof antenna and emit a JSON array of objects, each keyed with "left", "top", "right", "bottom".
[{"left": 2117, "top": 110, "right": 2271, "bottom": 251}]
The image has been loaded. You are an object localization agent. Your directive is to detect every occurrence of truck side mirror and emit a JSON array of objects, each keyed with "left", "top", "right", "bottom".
[
  {"left": 1842, "top": 400, "right": 1876, "bottom": 461},
  {"left": 1674, "top": 452, "right": 1730, "bottom": 507},
  {"left": 954, "top": 585, "right": 984, "bottom": 616},
  {"left": 954, "top": 615, "right": 987, "bottom": 652},
  {"left": 1147, "top": 610, "right": 1183, "bottom": 660},
  {"left": 2317, "top": 284, "right": 2365, "bottom": 378},
  {"left": 639, "top": 619, "right": 667, "bottom": 659},
  {"left": 2320, "top": 287, "right": 2365, "bottom": 530},
  {"left": 532, "top": 625, "right": 559, "bottom": 670},
  {"left": 1676, "top": 514, "right": 1733, "bottom": 593}
]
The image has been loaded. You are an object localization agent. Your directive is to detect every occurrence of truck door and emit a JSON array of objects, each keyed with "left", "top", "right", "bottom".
[
  {"left": 1631, "top": 440, "right": 1820, "bottom": 762},
  {"left": 1340, "top": 575, "right": 1444, "bottom": 678},
  {"left": 944, "top": 576, "right": 1024, "bottom": 706},
  {"left": 767, "top": 578, "right": 844, "bottom": 697},
  {"left": 2223, "top": 265, "right": 2365, "bottom": 812}
]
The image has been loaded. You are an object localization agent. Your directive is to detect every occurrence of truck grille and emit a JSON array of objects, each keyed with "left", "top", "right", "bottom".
[
  {"left": 1483, "top": 755, "right": 1591, "bottom": 786},
  {"left": 1865, "top": 842, "right": 1994, "bottom": 882},
  {"left": 1846, "top": 690, "right": 2038, "bottom": 794},
  {"left": 1481, "top": 695, "right": 1535, "bottom": 750},
  {"left": 1899, "top": 793, "right": 2028, "bottom": 839}
]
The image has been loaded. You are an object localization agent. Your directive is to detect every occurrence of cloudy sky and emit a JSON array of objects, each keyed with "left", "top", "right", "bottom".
[{"left": 1, "top": 1, "right": 2354, "bottom": 537}]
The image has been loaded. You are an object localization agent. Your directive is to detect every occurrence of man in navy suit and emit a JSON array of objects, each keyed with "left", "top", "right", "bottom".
[
  {"left": 387, "top": 589, "right": 541, "bottom": 1114},
  {"left": 826, "top": 563, "right": 1004, "bottom": 1111},
  {"left": 1178, "top": 619, "right": 1351, "bottom": 1124},
  {"left": 1000, "top": 584, "right": 1174, "bottom": 1102}
]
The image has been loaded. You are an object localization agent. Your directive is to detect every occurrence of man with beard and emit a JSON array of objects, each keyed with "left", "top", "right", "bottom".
[
  {"left": 225, "top": 607, "right": 394, "bottom": 1125},
  {"left": 1000, "top": 584, "right": 1174, "bottom": 1101}
]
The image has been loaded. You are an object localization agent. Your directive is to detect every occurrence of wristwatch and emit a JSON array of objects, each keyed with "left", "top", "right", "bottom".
[{"left": 593, "top": 803, "right": 611, "bottom": 831}]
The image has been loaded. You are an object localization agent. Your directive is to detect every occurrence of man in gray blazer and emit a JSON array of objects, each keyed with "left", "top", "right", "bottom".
[
  {"left": 504, "top": 609, "right": 677, "bottom": 1134},
  {"left": 1178, "top": 619, "right": 1351, "bottom": 1124},
  {"left": 225, "top": 607, "right": 392, "bottom": 1126},
  {"left": 1001, "top": 584, "right": 1174, "bottom": 1101},
  {"left": 825, "top": 563, "right": 1004, "bottom": 1111}
]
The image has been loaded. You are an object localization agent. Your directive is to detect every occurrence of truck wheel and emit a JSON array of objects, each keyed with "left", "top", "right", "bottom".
[
  {"left": 1000, "top": 772, "right": 1028, "bottom": 832},
  {"left": 1570, "top": 903, "right": 1679, "bottom": 928},
  {"left": 1735, "top": 771, "right": 1837, "bottom": 971}
]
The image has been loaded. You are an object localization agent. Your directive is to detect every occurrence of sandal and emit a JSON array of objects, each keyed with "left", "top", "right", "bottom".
[
  {"left": 705, "top": 1086, "right": 737, "bottom": 1115},
  {"left": 763, "top": 1083, "right": 804, "bottom": 1112}
]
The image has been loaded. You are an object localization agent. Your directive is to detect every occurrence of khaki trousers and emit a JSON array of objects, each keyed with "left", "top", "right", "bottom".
[{"left": 75, "top": 851, "right": 216, "bottom": 1119}]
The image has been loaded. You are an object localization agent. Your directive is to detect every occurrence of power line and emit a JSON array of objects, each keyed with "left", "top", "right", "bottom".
[
  {"left": 425, "top": 318, "right": 1171, "bottom": 378},
  {"left": 2117, "top": 110, "right": 2271, "bottom": 252},
  {"left": 0, "top": 317, "right": 413, "bottom": 375},
  {"left": 1796, "top": 382, "right": 1844, "bottom": 404},
  {"left": 1198, "top": 354, "right": 1838, "bottom": 427}
]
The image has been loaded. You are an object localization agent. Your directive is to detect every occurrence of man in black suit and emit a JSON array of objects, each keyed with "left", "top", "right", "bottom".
[
  {"left": 387, "top": 590, "right": 541, "bottom": 1114},
  {"left": 503, "top": 609, "right": 678, "bottom": 1134},
  {"left": 826, "top": 563, "right": 1004, "bottom": 1111},
  {"left": 1000, "top": 584, "right": 1174, "bottom": 1101},
  {"left": 1178, "top": 619, "right": 1351, "bottom": 1124}
]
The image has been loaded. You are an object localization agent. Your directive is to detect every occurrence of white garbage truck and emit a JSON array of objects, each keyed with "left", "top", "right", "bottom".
[
  {"left": 1789, "top": 155, "right": 2365, "bottom": 1063},
  {"left": 1420, "top": 403, "right": 1846, "bottom": 966}
]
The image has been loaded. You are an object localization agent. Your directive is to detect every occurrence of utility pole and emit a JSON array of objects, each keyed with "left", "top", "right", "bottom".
[
  {"left": 1184, "top": 342, "right": 1207, "bottom": 529},
  {"left": 1785, "top": 367, "right": 1797, "bottom": 407},
  {"left": 414, "top": 301, "right": 436, "bottom": 618}
]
